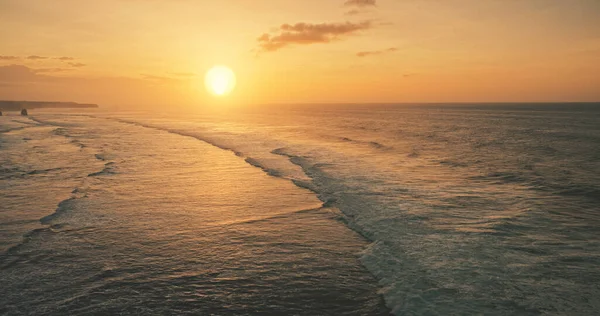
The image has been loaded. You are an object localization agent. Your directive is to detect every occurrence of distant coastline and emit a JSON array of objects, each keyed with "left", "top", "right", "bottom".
[{"left": 0, "top": 100, "right": 98, "bottom": 111}]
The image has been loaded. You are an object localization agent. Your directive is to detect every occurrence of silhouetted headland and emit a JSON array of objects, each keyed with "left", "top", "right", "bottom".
[{"left": 0, "top": 101, "right": 98, "bottom": 111}]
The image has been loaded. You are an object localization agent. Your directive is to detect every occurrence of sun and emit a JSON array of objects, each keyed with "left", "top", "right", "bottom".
[{"left": 205, "top": 65, "right": 236, "bottom": 96}]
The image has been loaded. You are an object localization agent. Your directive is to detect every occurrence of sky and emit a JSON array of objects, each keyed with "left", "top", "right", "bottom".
[{"left": 1, "top": 0, "right": 599, "bottom": 108}]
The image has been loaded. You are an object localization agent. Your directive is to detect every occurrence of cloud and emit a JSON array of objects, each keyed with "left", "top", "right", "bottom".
[
  {"left": 0, "top": 65, "right": 180, "bottom": 87},
  {"left": 68, "top": 62, "right": 86, "bottom": 67},
  {"left": 356, "top": 47, "right": 397, "bottom": 57},
  {"left": 26, "top": 55, "right": 48, "bottom": 60},
  {"left": 258, "top": 21, "right": 372, "bottom": 52},
  {"left": 169, "top": 72, "right": 196, "bottom": 77},
  {"left": 35, "top": 68, "right": 73, "bottom": 73},
  {"left": 0, "top": 56, "right": 19, "bottom": 60},
  {"left": 140, "top": 74, "right": 183, "bottom": 84},
  {"left": 0, "top": 64, "right": 40, "bottom": 82},
  {"left": 343, "top": 1, "right": 377, "bottom": 17},
  {"left": 344, "top": 0, "right": 376, "bottom": 7},
  {"left": 0, "top": 64, "right": 75, "bottom": 82},
  {"left": 141, "top": 74, "right": 170, "bottom": 81},
  {"left": 1, "top": 56, "right": 79, "bottom": 62},
  {"left": 0, "top": 65, "right": 195, "bottom": 109}
]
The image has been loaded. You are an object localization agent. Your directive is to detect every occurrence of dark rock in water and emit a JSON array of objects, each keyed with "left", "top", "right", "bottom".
[
  {"left": 0, "top": 111, "right": 3, "bottom": 116},
  {"left": 21, "top": 109, "right": 28, "bottom": 116}
]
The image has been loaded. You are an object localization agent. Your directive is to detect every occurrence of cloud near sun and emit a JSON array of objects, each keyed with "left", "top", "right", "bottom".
[
  {"left": 356, "top": 47, "right": 397, "bottom": 57},
  {"left": 344, "top": 0, "right": 377, "bottom": 7},
  {"left": 257, "top": 21, "right": 372, "bottom": 52}
]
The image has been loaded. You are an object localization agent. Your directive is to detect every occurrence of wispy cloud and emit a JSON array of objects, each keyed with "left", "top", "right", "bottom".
[
  {"left": 26, "top": 55, "right": 48, "bottom": 60},
  {"left": 169, "top": 72, "right": 196, "bottom": 77},
  {"left": 35, "top": 68, "right": 73, "bottom": 73},
  {"left": 0, "top": 65, "right": 39, "bottom": 82},
  {"left": 0, "top": 65, "right": 193, "bottom": 108},
  {"left": 0, "top": 64, "right": 76, "bottom": 82},
  {"left": 68, "top": 62, "right": 86, "bottom": 68},
  {"left": 2, "top": 56, "right": 79, "bottom": 62},
  {"left": 343, "top": 1, "right": 377, "bottom": 17},
  {"left": 344, "top": 0, "right": 376, "bottom": 7},
  {"left": 356, "top": 47, "right": 397, "bottom": 57},
  {"left": 140, "top": 74, "right": 183, "bottom": 84},
  {"left": 258, "top": 21, "right": 372, "bottom": 52}
]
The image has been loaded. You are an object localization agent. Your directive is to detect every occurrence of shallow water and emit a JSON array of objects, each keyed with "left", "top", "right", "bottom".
[
  {"left": 0, "top": 114, "right": 387, "bottom": 315},
  {"left": 2, "top": 103, "right": 600, "bottom": 315}
]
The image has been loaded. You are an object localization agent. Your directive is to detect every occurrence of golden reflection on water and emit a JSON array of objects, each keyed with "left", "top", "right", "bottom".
[{"left": 0, "top": 115, "right": 389, "bottom": 315}]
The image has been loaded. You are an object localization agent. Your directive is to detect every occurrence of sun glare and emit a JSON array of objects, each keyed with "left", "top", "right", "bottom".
[{"left": 205, "top": 65, "right": 236, "bottom": 96}]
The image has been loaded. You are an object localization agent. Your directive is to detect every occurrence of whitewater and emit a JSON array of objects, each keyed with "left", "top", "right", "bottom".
[{"left": 1, "top": 103, "right": 599, "bottom": 315}]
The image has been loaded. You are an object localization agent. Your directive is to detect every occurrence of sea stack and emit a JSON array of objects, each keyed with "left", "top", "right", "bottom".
[{"left": 21, "top": 109, "right": 28, "bottom": 116}]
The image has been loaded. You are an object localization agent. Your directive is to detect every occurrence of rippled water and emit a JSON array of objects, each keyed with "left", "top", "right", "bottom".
[{"left": 1, "top": 103, "right": 599, "bottom": 315}]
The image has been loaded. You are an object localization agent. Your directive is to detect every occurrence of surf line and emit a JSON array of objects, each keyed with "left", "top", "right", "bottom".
[
  {"left": 85, "top": 116, "right": 329, "bottom": 201},
  {"left": 79, "top": 117, "right": 374, "bottom": 246}
]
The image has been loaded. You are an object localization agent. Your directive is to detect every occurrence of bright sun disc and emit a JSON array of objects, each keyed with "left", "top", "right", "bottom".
[{"left": 205, "top": 65, "right": 236, "bottom": 96}]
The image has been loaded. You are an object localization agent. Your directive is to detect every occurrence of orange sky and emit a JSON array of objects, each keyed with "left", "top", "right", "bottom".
[{"left": 1, "top": 0, "right": 599, "bottom": 108}]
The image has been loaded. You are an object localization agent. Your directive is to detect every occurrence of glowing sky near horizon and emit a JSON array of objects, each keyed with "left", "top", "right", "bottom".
[{"left": 0, "top": 0, "right": 599, "bottom": 108}]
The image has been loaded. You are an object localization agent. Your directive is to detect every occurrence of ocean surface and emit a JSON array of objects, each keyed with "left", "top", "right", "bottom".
[{"left": 1, "top": 103, "right": 599, "bottom": 315}]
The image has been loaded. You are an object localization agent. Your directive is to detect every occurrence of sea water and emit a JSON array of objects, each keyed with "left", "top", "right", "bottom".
[{"left": 1, "top": 103, "right": 599, "bottom": 315}]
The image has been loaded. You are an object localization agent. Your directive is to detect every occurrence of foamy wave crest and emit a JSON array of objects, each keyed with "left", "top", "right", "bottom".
[
  {"left": 91, "top": 116, "right": 308, "bottom": 182},
  {"left": 88, "top": 162, "right": 117, "bottom": 177}
]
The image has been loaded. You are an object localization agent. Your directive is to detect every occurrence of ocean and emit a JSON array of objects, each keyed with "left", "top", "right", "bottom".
[{"left": 1, "top": 103, "right": 599, "bottom": 315}]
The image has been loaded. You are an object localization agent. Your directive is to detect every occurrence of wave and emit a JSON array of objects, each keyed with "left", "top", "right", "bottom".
[
  {"left": 2, "top": 119, "right": 112, "bottom": 258},
  {"left": 3, "top": 159, "right": 108, "bottom": 257},
  {"left": 88, "top": 162, "right": 117, "bottom": 177},
  {"left": 27, "top": 116, "right": 72, "bottom": 127},
  {"left": 87, "top": 116, "right": 305, "bottom": 179},
  {"left": 218, "top": 206, "right": 331, "bottom": 227},
  {"left": 470, "top": 171, "right": 600, "bottom": 202},
  {"left": 80, "top": 114, "right": 600, "bottom": 315},
  {"left": 51, "top": 127, "right": 84, "bottom": 149},
  {"left": 438, "top": 159, "right": 468, "bottom": 168},
  {"left": 0, "top": 126, "right": 28, "bottom": 133},
  {"left": 469, "top": 171, "right": 527, "bottom": 184},
  {"left": 0, "top": 166, "right": 26, "bottom": 179},
  {"left": 39, "top": 197, "right": 80, "bottom": 225},
  {"left": 339, "top": 136, "right": 389, "bottom": 150},
  {"left": 0, "top": 117, "right": 42, "bottom": 133},
  {"left": 45, "top": 117, "right": 370, "bottom": 290},
  {"left": 81, "top": 117, "right": 378, "bottom": 251},
  {"left": 11, "top": 119, "right": 41, "bottom": 126},
  {"left": 2, "top": 166, "right": 66, "bottom": 180},
  {"left": 85, "top": 118, "right": 340, "bottom": 221},
  {"left": 267, "top": 146, "right": 466, "bottom": 314},
  {"left": 244, "top": 157, "right": 283, "bottom": 177},
  {"left": 103, "top": 117, "right": 246, "bottom": 157},
  {"left": 27, "top": 167, "right": 65, "bottom": 175},
  {"left": 556, "top": 185, "right": 600, "bottom": 201}
]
